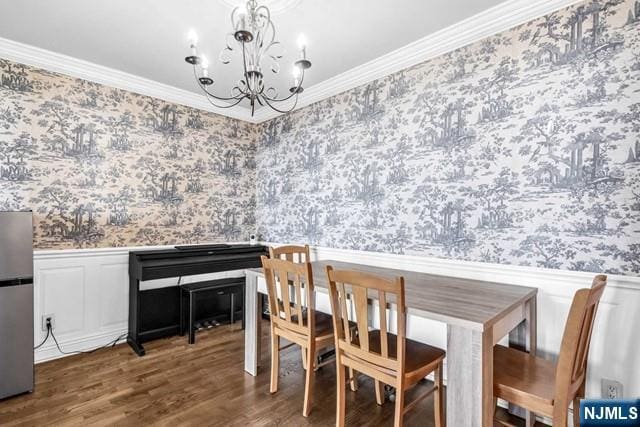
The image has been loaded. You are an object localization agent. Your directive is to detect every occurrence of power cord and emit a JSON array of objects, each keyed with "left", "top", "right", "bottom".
[
  {"left": 35, "top": 321, "right": 127, "bottom": 355},
  {"left": 34, "top": 327, "right": 50, "bottom": 350}
]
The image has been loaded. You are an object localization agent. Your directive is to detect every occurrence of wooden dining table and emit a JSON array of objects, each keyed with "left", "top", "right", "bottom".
[{"left": 243, "top": 260, "right": 538, "bottom": 427}]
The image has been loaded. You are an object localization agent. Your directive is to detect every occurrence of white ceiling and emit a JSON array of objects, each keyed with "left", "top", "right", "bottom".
[{"left": 0, "top": 0, "right": 507, "bottom": 114}]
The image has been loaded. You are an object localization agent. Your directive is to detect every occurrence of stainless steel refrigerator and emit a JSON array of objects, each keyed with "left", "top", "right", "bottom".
[{"left": 0, "top": 211, "right": 34, "bottom": 399}]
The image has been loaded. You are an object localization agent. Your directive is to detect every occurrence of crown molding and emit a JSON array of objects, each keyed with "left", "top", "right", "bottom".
[
  {"left": 0, "top": 0, "right": 583, "bottom": 125},
  {"left": 0, "top": 37, "right": 259, "bottom": 123},
  {"left": 251, "top": 0, "right": 584, "bottom": 123}
]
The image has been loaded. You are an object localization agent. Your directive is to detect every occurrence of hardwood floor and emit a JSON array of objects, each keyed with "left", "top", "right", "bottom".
[{"left": 0, "top": 322, "right": 532, "bottom": 426}]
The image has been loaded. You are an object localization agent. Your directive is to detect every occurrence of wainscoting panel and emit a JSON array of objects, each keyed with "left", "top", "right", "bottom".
[
  {"left": 37, "top": 265, "right": 86, "bottom": 337},
  {"left": 33, "top": 245, "right": 248, "bottom": 363},
  {"left": 33, "top": 244, "right": 640, "bottom": 401},
  {"left": 34, "top": 249, "right": 129, "bottom": 363},
  {"left": 303, "top": 244, "right": 640, "bottom": 400},
  {"left": 96, "top": 262, "right": 129, "bottom": 330}
]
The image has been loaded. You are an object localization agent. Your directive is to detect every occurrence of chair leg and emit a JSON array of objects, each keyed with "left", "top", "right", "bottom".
[
  {"left": 375, "top": 380, "right": 385, "bottom": 405},
  {"left": 434, "top": 363, "right": 444, "bottom": 427},
  {"left": 303, "top": 343, "right": 316, "bottom": 417},
  {"left": 573, "top": 382, "right": 585, "bottom": 427},
  {"left": 525, "top": 411, "right": 535, "bottom": 427},
  {"left": 393, "top": 386, "right": 405, "bottom": 427},
  {"left": 349, "top": 368, "right": 359, "bottom": 392},
  {"left": 270, "top": 332, "right": 280, "bottom": 394},
  {"left": 336, "top": 362, "right": 346, "bottom": 427},
  {"left": 572, "top": 397, "right": 581, "bottom": 427},
  {"left": 301, "top": 347, "right": 308, "bottom": 370}
]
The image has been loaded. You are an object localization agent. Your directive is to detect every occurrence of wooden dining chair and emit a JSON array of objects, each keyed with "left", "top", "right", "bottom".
[
  {"left": 268, "top": 245, "right": 315, "bottom": 370},
  {"left": 261, "top": 254, "right": 335, "bottom": 417},
  {"left": 493, "top": 275, "right": 607, "bottom": 427},
  {"left": 326, "top": 266, "right": 446, "bottom": 427}
]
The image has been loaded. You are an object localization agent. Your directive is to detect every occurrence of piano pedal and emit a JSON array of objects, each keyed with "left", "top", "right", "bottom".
[
  {"left": 211, "top": 320, "right": 221, "bottom": 327},
  {"left": 203, "top": 321, "right": 212, "bottom": 329},
  {"left": 195, "top": 322, "right": 203, "bottom": 330},
  {"left": 386, "top": 385, "right": 396, "bottom": 402}
]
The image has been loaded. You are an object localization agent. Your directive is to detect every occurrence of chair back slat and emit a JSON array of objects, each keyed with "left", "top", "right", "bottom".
[
  {"left": 353, "top": 286, "right": 370, "bottom": 352},
  {"left": 326, "top": 266, "right": 405, "bottom": 375},
  {"left": 379, "top": 290, "right": 388, "bottom": 359},
  {"left": 338, "top": 282, "right": 352, "bottom": 343},
  {"left": 278, "top": 267, "right": 293, "bottom": 321},
  {"left": 554, "top": 278, "right": 607, "bottom": 402},
  {"left": 261, "top": 255, "right": 314, "bottom": 334},
  {"left": 294, "top": 275, "right": 304, "bottom": 326}
]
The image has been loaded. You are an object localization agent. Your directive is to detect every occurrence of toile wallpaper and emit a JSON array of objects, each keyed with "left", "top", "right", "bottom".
[
  {"left": 1, "top": 0, "right": 640, "bottom": 275},
  {"left": 0, "top": 61, "right": 258, "bottom": 249},
  {"left": 255, "top": 0, "right": 640, "bottom": 275}
]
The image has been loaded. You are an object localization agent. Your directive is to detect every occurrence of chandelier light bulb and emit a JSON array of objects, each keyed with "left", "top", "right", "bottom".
[
  {"left": 297, "top": 34, "right": 307, "bottom": 49},
  {"left": 201, "top": 55, "right": 209, "bottom": 77},
  {"left": 297, "top": 34, "right": 308, "bottom": 60},
  {"left": 187, "top": 29, "right": 199, "bottom": 58},
  {"left": 187, "top": 29, "right": 199, "bottom": 46},
  {"left": 292, "top": 66, "right": 301, "bottom": 85}
]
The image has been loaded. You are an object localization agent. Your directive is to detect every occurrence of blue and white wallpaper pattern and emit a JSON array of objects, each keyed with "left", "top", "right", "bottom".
[
  {"left": 256, "top": 0, "right": 640, "bottom": 275},
  {"left": 0, "top": 62, "right": 257, "bottom": 249}
]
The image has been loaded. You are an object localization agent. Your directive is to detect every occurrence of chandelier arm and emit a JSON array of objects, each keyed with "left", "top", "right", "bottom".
[
  {"left": 259, "top": 92, "right": 299, "bottom": 114},
  {"left": 192, "top": 65, "right": 246, "bottom": 101},
  {"left": 203, "top": 92, "right": 247, "bottom": 109},
  {"left": 262, "top": 70, "right": 305, "bottom": 102}
]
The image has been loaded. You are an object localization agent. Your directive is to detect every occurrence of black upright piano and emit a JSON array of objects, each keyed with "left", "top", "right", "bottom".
[{"left": 127, "top": 243, "right": 268, "bottom": 356}]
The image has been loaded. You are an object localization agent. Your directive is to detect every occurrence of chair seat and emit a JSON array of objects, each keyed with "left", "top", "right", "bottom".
[
  {"left": 493, "top": 345, "right": 556, "bottom": 415},
  {"left": 287, "top": 310, "right": 335, "bottom": 339},
  {"left": 313, "top": 311, "right": 335, "bottom": 338},
  {"left": 355, "top": 330, "right": 445, "bottom": 377}
]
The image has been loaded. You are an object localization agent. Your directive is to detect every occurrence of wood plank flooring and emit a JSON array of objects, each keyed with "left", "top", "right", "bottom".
[{"left": 0, "top": 322, "right": 532, "bottom": 426}]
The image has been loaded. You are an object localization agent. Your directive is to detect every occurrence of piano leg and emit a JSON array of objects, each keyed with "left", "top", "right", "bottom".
[
  {"left": 127, "top": 336, "right": 146, "bottom": 356},
  {"left": 128, "top": 277, "right": 146, "bottom": 356},
  {"left": 189, "top": 292, "right": 196, "bottom": 344},
  {"left": 230, "top": 293, "right": 235, "bottom": 324},
  {"left": 179, "top": 288, "right": 185, "bottom": 336}
]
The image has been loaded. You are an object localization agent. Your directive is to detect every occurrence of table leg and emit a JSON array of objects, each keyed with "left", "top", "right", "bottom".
[
  {"left": 525, "top": 297, "right": 537, "bottom": 427},
  {"left": 241, "top": 285, "right": 245, "bottom": 330},
  {"left": 508, "top": 297, "right": 537, "bottom": 426},
  {"left": 244, "top": 272, "right": 261, "bottom": 376},
  {"left": 447, "top": 325, "right": 493, "bottom": 427}
]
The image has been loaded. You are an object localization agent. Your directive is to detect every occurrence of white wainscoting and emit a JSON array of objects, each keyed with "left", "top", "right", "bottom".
[
  {"left": 33, "top": 244, "right": 640, "bottom": 402},
  {"left": 301, "top": 244, "right": 640, "bottom": 401},
  {"left": 33, "top": 245, "right": 246, "bottom": 363}
]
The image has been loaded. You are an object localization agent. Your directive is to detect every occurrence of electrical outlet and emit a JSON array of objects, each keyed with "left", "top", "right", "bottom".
[
  {"left": 601, "top": 379, "right": 623, "bottom": 399},
  {"left": 41, "top": 314, "right": 55, "bottom": 331}
]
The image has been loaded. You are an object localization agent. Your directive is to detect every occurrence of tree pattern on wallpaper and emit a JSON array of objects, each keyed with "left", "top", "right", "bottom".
[
  {"left": 256, "top": 0, "right": 640, "bottom": 275},
  {"left": 0, "top": 62, "right": 257, "bottom": 249}
]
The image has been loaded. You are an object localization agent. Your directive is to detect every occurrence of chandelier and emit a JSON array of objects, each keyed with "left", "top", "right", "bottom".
[{"left": 184, "top": 0, "right": 311, "bottom": 116}]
